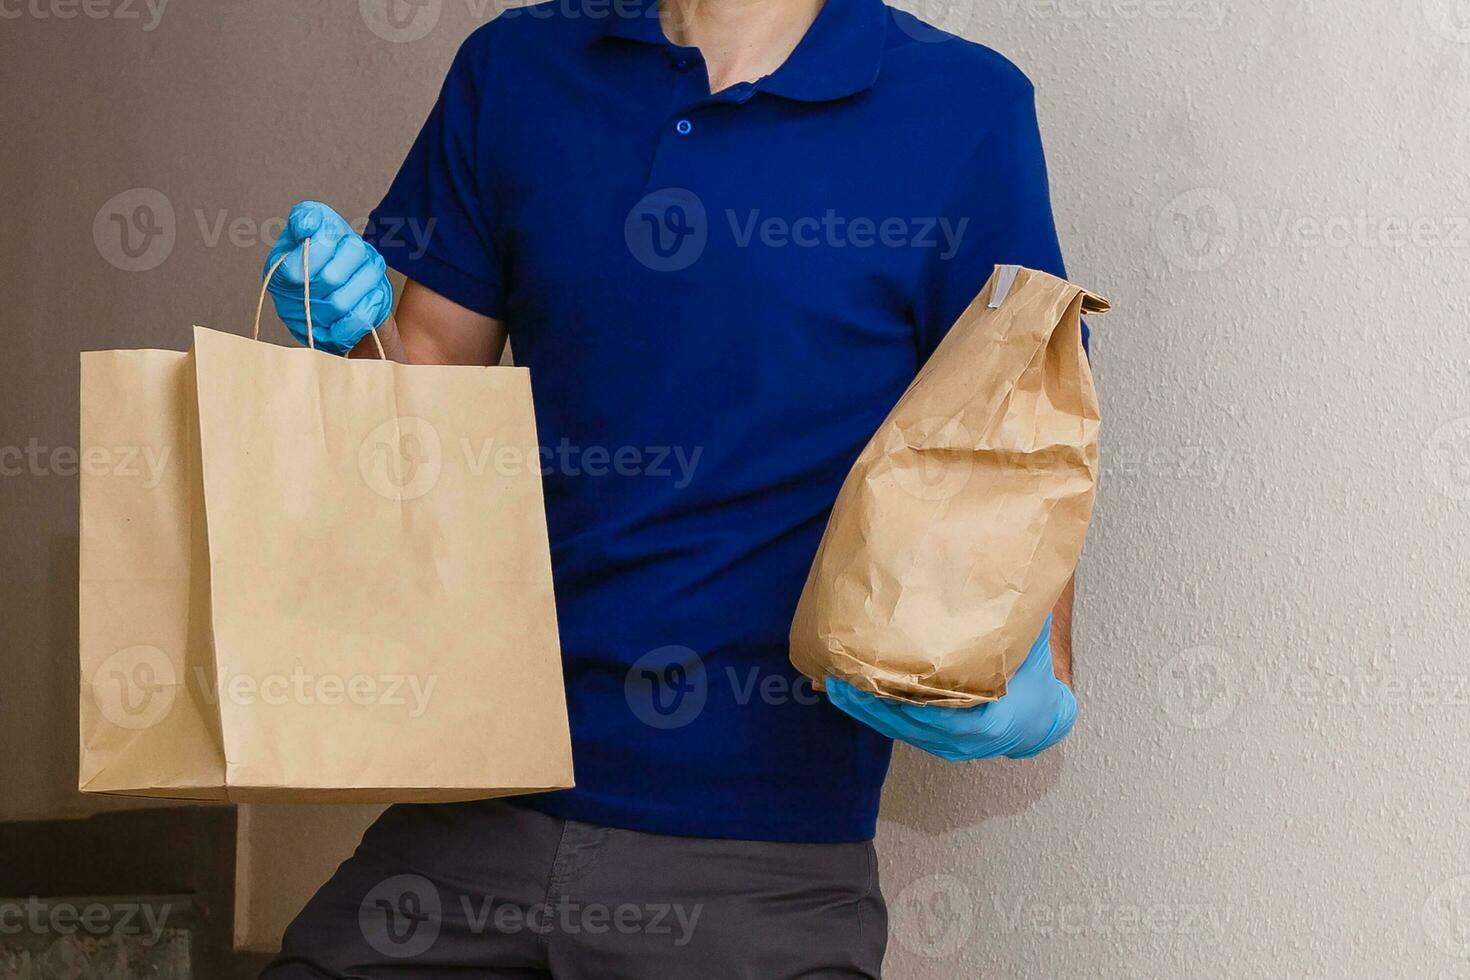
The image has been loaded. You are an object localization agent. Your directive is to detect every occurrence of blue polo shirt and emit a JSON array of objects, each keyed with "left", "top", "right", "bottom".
[{"left": 366, "top": 0, "right": 1071, "bottom": 843}]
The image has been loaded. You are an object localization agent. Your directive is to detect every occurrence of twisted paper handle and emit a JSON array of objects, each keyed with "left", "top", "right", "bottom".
[{"left": 256, "top": 237, "right": 387, "bottom": 358}]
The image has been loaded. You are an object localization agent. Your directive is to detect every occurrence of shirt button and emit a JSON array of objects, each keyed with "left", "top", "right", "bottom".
[
  {"left": 673, "top": 57, "right": 692, "bottom": 72},
  {"left": 675, "top": 118, "right": 693, "bottom": 136}
]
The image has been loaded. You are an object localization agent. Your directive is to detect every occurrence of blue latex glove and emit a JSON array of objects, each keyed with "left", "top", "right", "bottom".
[
  {"left": 264, "top": 201, "right": 393, "bottom": 355},
  {"left": 826, "top": 616, "right": 1077, "bottom": 762}
]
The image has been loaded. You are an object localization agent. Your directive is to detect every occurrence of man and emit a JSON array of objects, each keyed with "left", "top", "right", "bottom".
[{"left": 263, "top": 0, "right": 1081, "bottom": 974}]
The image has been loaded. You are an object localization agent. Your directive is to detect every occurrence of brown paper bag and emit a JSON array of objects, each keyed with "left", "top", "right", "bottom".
[
  {"left": 79, "top": 246, "right": 573, "bottom": 801},
  {"left": 790, "top": 265, "right": 1109, "bottom": 707}
]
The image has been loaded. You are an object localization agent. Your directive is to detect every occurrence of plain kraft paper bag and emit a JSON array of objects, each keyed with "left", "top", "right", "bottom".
[
  {"left": 790, "top": 265, "right": 1109, "bottom": 707},
  {"left": 79, "top": 243, "right": 573, "bottom": 801}
]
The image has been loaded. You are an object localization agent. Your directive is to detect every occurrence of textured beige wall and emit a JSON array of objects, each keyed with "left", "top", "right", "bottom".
[
  {"left": 4, "top": 0, "right": 1469, "bottom": 976},
  {"left": 0, "top": 0, "right": 467, "bottom": 821},
  {"left": 877, "top": 1, "right": 1470, "bottom": 977}
]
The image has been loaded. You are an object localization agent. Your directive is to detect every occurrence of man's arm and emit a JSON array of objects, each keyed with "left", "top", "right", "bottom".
[
  {"left": 1050, "top": 575, "right": 1075, "bottom": 688},
  {"left": 264, "top": 205, "right": 505, "bottom": 367},
  {"left": 349, "top": 278, "right": 507, "bottom": 367}
]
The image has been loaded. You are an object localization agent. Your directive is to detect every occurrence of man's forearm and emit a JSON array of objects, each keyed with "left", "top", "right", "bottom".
[
  {"left": 1050, "top": 575, "right": 1075, "bottom": 687},
  {"left": 348, "top": 280, "right": 509, "bottom": 366},
  {"left": 349, "top": 313, "right": 409, "bottom": 363}
]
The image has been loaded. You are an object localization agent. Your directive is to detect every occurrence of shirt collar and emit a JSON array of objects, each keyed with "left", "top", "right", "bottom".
[{"left": 590, "top": 0, "right": 889, "bottom": 103}]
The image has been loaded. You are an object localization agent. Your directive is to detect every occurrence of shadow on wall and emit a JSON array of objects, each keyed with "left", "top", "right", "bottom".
[
  {"left": 879, "top": 745, "right": 1063, "bottom": 835},
  {"left": 0, "top": 533, "right": 88, "bottom": 822}
]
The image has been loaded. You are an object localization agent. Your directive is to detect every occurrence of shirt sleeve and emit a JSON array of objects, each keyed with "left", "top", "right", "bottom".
[
  {"left": 364, "top": 26, "right": 507, "bottom": 319},
  {"left": 912, "top": 83, "right": 1086, "bottom": 359}
]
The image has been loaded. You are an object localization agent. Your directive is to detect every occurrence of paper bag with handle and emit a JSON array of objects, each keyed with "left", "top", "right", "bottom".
[
  {"left": 79, "top": 241, "right": 574, "bottom": 801},
  {"left": 790, "top": 265, "right": 1109, "bottom": 707}
]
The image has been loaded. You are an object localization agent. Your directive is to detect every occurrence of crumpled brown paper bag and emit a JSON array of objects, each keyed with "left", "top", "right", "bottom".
[
  {"left": 78, "top": 249, "right": 573, "bottom": 801},
  {"left": 790, "top": 265, "right": 1108, "bottom": 707}
]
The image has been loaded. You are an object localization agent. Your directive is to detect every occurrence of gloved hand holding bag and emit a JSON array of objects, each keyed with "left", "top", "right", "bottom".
[{"left": 790, "top": 265, "right": 1108, "bottom": 713}]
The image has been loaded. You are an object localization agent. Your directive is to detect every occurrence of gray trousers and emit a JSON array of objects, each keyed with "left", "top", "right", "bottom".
[{"left": 262, "top": 799, "right": 886, "bottom": 979}]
